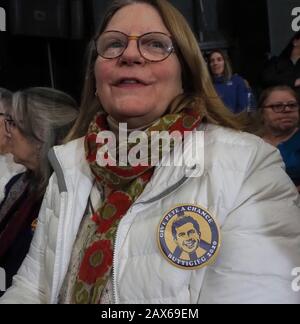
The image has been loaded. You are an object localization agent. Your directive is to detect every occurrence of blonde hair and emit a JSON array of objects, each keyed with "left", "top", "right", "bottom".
[
  {"left": 66, "top": 0, "right": 245, "bottom": 141},
  {"left": 11, "top": 87, "right": 79, "bottom": 196}
]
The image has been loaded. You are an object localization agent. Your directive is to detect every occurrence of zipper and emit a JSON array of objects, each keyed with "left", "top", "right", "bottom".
[
  {"left": 111, "top": 173, "right": 191, "bottom": 304},
  {"left": 111, "top": 128, "right": 205, "bottom": 302},
  {"left": 112, "top": 229, "right": 119, "bottom": 304}
]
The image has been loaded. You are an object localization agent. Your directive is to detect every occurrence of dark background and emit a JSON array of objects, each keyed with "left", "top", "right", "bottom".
[{"left": 0, "top": 0, "right": 299, "bottom": 102}]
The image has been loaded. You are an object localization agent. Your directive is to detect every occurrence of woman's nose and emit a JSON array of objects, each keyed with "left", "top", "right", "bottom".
[{"left": 119, "top": 40, "right": 145, "bottom": 65}]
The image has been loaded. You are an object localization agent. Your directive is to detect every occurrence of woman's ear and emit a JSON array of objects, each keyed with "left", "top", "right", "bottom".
[{"left": 4, "top": 127, "right": 12, "bottom": 139}]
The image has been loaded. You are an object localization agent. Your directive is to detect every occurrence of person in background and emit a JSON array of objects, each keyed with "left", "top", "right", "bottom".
[
  {"left": 262, "top": 31, "right": 300, "bottom": 98},
  {"left": 0, "top": 87, "right": 78, "bottom": 292},
  {"left": 256, "top": 85, "right": 300, "bottom": 192},
  {"left": 1, "top": 0, "right": 299, "bottom": 304},
  {"left": 207, "top": 49, "right": 255, "bottom": 114},
  {"left": 0, "top": 88, "right": 24, "bottom": 203}
]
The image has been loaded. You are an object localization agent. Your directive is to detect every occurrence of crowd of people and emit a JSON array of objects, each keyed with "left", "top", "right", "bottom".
[{"left": 0, "top": 0, "right": 299, "bottom": 304}]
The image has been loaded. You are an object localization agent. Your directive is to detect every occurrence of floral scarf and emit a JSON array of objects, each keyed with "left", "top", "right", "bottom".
[{"left": 72, "top": 107, "right": 202, "bottom": 304}]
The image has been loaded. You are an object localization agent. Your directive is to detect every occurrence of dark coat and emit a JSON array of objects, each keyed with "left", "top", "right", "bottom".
[
  {"left": 0, "top": 173, "right": 42, "bottom": 292},
  {"left": 262, "top": 56, "right": 300, "bottom": 96}
]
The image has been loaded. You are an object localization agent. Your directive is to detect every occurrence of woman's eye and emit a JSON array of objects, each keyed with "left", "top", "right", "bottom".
[
  {"left": 107, "top": 40, "right": 124, "bottom": 49},
  {"left": 149, "top": 41, "right": 164, "bottom": 48}
]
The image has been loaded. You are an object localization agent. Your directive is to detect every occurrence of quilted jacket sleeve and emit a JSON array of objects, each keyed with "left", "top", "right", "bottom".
[
  {"left": 199, "top": 138, "right": 300, "bottom": 304},
  {"left": 0, "top": 175, "right": 59, "bottom": 304}
]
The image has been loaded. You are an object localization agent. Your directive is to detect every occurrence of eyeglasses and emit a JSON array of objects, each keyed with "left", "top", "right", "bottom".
[
  {"left": 95, "top": 31, "right": 175, "bottom": 62},
  {"left": 4, "top": 116, "right": 16, "bottom": 134},
  {"left": 263, "top": 102, "right": 300, "bottom": 113}
]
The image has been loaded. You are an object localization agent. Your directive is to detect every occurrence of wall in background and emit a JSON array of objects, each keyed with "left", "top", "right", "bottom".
[{"left": 0, "top": 0, "right": 298, "bottom": 101}]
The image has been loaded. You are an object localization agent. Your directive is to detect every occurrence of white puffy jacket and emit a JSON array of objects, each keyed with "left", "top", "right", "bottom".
[
  {"left": 1, "top": 124, "right": 300, "bottom": 304},
  {"left": 0, "top": 154, "right": 25, "bottom": 202}
]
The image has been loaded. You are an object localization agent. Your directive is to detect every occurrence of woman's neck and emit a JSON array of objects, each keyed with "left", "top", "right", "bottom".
[
  {"left": 106, "top": 115, "right": 155, "bottom": 137},
  {"left": 0, "top": 147, "right": 9, "bottom": 155},
  {"left": 263, "top": 127, "right": 298, "bottom": 147}
]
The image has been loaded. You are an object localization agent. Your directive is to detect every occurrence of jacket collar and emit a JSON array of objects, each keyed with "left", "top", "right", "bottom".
[
  {"left": 49, "top": 126, "right": 205, "bottom": 203},
  {"left": 137, "top": 127, "right": 205, "bottom": 204},
  {"left": 49, "top": 137, "right": 93, "bottom": 194}
]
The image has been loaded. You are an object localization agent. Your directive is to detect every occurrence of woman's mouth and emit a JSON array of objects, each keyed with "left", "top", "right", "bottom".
[{"left": 113, "top": 78, "right": 150, "bottom": 89}]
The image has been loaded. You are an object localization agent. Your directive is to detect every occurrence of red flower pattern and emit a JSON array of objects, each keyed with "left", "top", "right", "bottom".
[{"left": 78, "top": 240, "right": 113, "bottom": 285}]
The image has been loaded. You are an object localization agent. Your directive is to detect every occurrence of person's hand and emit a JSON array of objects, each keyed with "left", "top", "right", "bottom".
[{"left": 295, "top": 78, "right": 300, "bottom": 87}]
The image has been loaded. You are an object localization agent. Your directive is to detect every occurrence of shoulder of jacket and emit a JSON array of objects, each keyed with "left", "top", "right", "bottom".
[
  {"left": 203, "top": 124, "right": 278, "bottom": 164},
  {"left": 54, "top": 137, "right": 85, "bottom": 157},
  {"left": 204, "top": 124, "right": 260, "bottom": 146},
  {"left": 49, "top": 137, "right": 86, "bottom": 170},
  {"left": 231, "top": 74, "right": 248, "bottom": 86},
  {"left": 48, "top": 137, "right": 92, "bottom": 193}
]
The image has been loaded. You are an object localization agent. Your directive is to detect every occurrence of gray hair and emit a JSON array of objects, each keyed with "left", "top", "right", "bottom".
[
  {"left": 0, "top": 88, "right": 12, "bottom": 114},
  {"left": 10, "top": 87, "right": 79, "bottom": 196}
]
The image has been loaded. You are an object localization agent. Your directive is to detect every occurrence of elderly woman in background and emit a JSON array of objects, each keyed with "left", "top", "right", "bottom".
[
  {"left": 257, "top": 85, "right": 300, "bottom": 192},
  {"left": 0, "top": 87, "right": 78, "bottom": 291},
  {"left": 207, "top": 49, "right": 254, "bottom": 114},
  {"left": 1, "top": 0, "right": 300, "bottom": 304},
  {"left": 0, "top": 88, "right": 24, "bottom": 202}
]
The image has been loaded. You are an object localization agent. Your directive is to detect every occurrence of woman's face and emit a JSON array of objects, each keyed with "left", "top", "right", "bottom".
[
  {"left": 6, "top": 123, "right": 39, "bottom": 170},
  {"left": 94, "top": 3, "right": 183, "bottom": 129},
  {"left": 262, "top": 90, "right": 299, "bottom": 134},
  {"left": 209, "top": 52, "right": 225, "bottom": 77}
]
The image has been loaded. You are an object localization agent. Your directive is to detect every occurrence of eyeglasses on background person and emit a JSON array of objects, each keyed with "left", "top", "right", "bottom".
[
  {"left": 263, "top": 101, "right": 299, "bottom": 113},
  {"left": 95, "top": 31, "right": 175, "bottom": 62},
  {"left": 4, "top": 116, "right": 16, "bottom": 134}
]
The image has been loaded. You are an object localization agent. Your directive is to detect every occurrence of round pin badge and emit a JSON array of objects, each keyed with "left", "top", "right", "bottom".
[{"left": 157, "top": 204, "right": 221, "bottom": 270}]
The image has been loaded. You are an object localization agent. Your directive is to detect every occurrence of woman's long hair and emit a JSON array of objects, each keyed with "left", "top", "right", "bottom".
[
  {"left": 207, "top": 49, "right": 233, "bottom": 82},
  {"left": 66, "top": 0, "right": 246, "bottom": 141},
  {"left": 10, "top": 87, "right": 79, "bottom": 196}
]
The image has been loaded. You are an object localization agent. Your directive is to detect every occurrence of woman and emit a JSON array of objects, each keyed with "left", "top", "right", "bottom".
[
  {"left": 257, "top": 85, "right": 300, "bottom": 192},
  {"left": 1, "top": 0, "right": 299, "bottom": 304},
  {"left": 262, "top": 31, "right": 300, "bottom": 97},
  {"left": 0, "top": 88, "right": 24, "bottom": 202},
  {"left": 0, "top": 87, "right": 78, "bottom": 290},
  {"left": 207, "top": 49, "right": 254, "bottom": 114}
]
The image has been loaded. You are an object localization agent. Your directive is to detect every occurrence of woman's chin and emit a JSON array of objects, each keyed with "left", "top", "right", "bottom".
[{"left": 108, "top": 106, "right": 152, "bottom": 121}]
